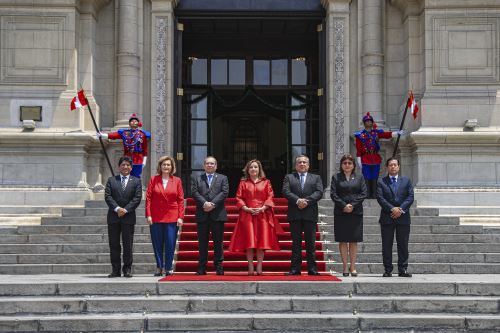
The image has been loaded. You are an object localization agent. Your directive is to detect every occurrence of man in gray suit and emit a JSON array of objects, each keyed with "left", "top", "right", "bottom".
[
  {"left": 376, "top": 157, "right": 414, "bottom": 277},
  {"left": 104, "top": 156, "right": 143, "bottom": 278},
  {"left": 282, "top": 155, "right": 324, "bottom": 275},
  {"left": 191, "top": 156, "right": 229, "bottom": 275}
]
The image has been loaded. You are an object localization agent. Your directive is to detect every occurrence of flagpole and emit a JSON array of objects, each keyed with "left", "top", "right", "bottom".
[
  {"left": 391, "top": 92, "right": 411, "bottom": 158},
  {"left": 84, "top": 98, "right": 115, "bottom": 177}
]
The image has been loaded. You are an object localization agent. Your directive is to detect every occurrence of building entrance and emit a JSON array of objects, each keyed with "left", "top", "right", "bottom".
[{"left": 175, "top": 10, "right": 325, "bottom": 196}]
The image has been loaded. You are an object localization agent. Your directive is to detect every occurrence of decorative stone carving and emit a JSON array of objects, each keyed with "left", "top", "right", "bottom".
[
  {"left": 0, "top": 15, "right": 67, "bottom": 84},
  {"left": 333, "top": 18, "right": 346, "bottom": 163},
  {"left": 432, "top": 16, "right": 500, "bottom": 84},
  {"left": 155, "top": 16, "right": 168, "bottom": 158}
]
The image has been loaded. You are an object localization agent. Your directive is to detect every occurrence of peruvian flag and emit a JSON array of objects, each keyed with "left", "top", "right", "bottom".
[
  {"left": 407, "top": 91, "right": 419, "bottom": 120},
  {"left": 70, "top": 89, "right": 88, "bottom": 111}
]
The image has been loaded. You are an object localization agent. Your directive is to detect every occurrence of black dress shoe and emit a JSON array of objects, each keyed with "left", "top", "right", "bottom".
[
  {"left": 398, "top": 271, "right": 412, "bottom": 277},
  {"left": 216, "top": 268, "right": 224, "bottom": 276},
  {"left": 108, "top": 272, "right": 120, "bottom": 278},
  {"left": 195, "top": 270, "right": 207, "bottom": 275},
  {"left": 285, "top": 270, "right": 301, "bottom": 276},
  {"left": 164, "top": 270, "right": 173, "bottom": 276},
  {"left": 308, "top": 270, "right": 320, "bottom": 276},
  {"left": 382, "top": 272, "right": 392, "bottom": 277},
  {"left": 123, "top": 271, "right": 132, "bottom": 278}
]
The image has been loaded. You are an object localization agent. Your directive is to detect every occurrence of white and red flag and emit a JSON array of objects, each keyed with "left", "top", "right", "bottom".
[
  {"left": 407, "top": 91, "right": 419, "bottom": 120},
  {"left": 70, "top": 89, "right": 88, "bottom": 111}
]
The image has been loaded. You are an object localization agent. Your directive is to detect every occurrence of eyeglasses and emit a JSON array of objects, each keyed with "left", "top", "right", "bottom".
[{"left": 342, "top": 161, "right": 353, "bottom": 165}]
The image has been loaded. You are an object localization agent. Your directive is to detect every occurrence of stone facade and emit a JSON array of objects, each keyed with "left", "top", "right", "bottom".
[{"left": 0, "top": 0, "right": 499, "bottom": 210}]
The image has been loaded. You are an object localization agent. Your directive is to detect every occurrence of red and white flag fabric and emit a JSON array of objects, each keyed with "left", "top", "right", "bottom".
[
  {"left": 407, "top": 91, "right": 419, "bottom": 120},
  {"left": 70, "top": 89, "right": 88, "bottom": 111}
]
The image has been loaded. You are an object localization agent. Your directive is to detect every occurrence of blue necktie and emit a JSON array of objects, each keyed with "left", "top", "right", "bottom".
[
  {"left": 300, "top": 173, "right": 305, "bottom": 190},
  {"left": 391, "top": 176, "right": 397, "bottom": 192},
  {"left": 207, "top": 174, "right": 213, "bottom": 187}
]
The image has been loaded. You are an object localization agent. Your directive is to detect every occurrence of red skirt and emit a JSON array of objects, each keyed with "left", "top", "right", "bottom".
[{"left": 228, "top": 210, "right": 284, "bottom": 252}]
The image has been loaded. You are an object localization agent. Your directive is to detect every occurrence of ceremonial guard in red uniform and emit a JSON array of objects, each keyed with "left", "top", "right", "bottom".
[
  {"left": 98, "top": 114, "right": 151, "bottom": 178},
  {"left": 355, "top": 113, "right": 402, "bottom": 198}
]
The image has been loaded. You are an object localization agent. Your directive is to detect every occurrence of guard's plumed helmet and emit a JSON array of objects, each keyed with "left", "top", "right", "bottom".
[{"left": 362, "top": 112, "right": 374, "bottom": 123}]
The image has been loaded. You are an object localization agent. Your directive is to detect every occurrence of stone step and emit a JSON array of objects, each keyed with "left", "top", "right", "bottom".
[
  {"left": 2, "top": 252, "right": 499, "bottom": 265},
  {"left": 1, "top": 262, "right": 500, "bottom": 275},
  {"left": 82, "top": 198, "right": 385, "bottom": 209},
  {"left": 0, "top": 205, "right": 65, "bottom": 215},
  {"left": 61, "top": 207, "right": 439, "bottom": 218},
  {"left": 38, "top": 215, "right": 460, "bottom": 226},
  {"left": 2, "top": 232, "right": 498, "bottom": 244},
  {"left": 1, "top": 241, "right": 499, "bottom": 255},
  {"left": 8, "top": 223, "right": 482, "bottom": 236},
  {"left": 1, "top": 295, "right": 498, "bottom": 315},
  {"left": 1, "top": 275, "right": 498, "bottom": 296},
  {"left": 319, "top": 216, "right": 460, "bottom": 225},
  {"left": 2, "top": 312, "right": 499, "bottom": 332}
]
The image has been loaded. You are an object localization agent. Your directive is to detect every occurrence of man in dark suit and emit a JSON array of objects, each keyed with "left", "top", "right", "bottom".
[
  {"left": 104, "top": 156, "right": 143, "bottom": 278},
  {"left": 282, "top": 155, "right": 324, "bottom": 275},
  {"left": 191, "top": 156, "right": 229, "bottom": 275},
  {"left": 376, "top": 157, "right": 414, "bottom": 277}
]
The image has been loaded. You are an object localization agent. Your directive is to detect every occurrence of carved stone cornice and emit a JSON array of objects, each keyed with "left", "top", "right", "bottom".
[
  {"left": 321, "top": 0, "right": 352, "bottom": 13},
  {"left": 77, "top": 0, "right": 111, "bottom": 17},
  {"left": 390, "top": 0, "right": 423, "bottom": 18}
]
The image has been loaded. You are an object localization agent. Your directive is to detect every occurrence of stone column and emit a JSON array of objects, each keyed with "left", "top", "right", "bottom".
[
  {"left": 322, "top": 0, "right": 352, "bottom": 179},
  {"left": 361, "top": 0, "right": 384, "bottom": 123},
  {"left": 116, "top": 0, "right": 140, "bottom": 127},
  {"left": 150, "top": 0, "right": 176, "bottom": 173}
]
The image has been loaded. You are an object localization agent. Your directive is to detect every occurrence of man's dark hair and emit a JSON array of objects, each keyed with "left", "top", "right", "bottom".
[
  {"left": 386, "top": 157, "right": 400, "bottom": 167},
  {"left": 118, "top": 156, "right": 133, "bottom": 166}
]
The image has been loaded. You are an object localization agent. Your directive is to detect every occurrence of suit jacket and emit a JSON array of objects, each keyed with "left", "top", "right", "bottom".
[
  {"left": 145, "top": 175, "right": 185, "bottom": 223},
  {"left": 376, "top": 175, "right": 414, "bottom": 225},
  {"left": 191, "top": 172, "right": 229, "bottom": 222},
  {"left": 330, "top": 172, "right": 367, "bottom": 216},
  {"left": 104, "top": 174, "right": 142, "bottom": 225},
  {"left": 282, "top": 172, "right": 324, "bottom": 222}
]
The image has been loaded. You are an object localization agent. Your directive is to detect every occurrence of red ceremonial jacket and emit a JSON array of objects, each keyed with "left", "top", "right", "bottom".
[
  {"left": 355, "top": 129, "right": 392, "bottom": 165},
  {"left": 145, "top": 175, "right": 185, "bottom": 223}
]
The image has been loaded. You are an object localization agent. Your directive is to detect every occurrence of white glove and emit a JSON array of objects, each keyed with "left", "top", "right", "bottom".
[
  {"left": 356, "top": 157, "right": 362, "bottom": 169},
  {"left": 96, "top": 132, "right": 108, "bottom": 139},
  {"left": 392, "top": 130, "right": 406, "bottom": 138},
  {"left": 142, "top": 156, "right": 147, "bottom": 167}
]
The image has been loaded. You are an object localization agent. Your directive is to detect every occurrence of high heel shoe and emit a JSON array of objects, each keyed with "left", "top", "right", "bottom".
[
  {"left": 342, "top": 272, "right": 350, "bottom": 277},
  {"left": 349, "top": 266, "right": 358, "bottom": 277}
]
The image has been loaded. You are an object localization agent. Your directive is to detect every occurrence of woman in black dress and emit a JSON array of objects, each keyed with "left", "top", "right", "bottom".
[{"left": 330, "top": 154, "right": 368, "bottom": 277}]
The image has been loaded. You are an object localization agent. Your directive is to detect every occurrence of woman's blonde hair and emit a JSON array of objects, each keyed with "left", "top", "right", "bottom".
[
  {"left": 242, "top": 159, "right": 266, "bottom": 180},
  {"left": 156, "top": 155, "right": 176, "bottom": 175}
]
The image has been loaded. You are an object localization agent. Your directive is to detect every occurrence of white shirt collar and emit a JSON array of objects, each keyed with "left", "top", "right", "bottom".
[{"left": 390, "top": 174, "right": 399, "bottom": 181}]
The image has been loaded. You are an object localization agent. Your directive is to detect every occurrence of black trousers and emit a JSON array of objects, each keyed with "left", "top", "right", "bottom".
[
  {"left": 380, "top": 223, "right": 410, "bottom": 273},
  {"left": 289, "top": 219, "right": 317, "bottom": 271},
  {"left": 196, "top": 218, "right": 225, "bottom": 270},
  {"left": 108, "top": 223, "right": 135, "bottom": 273},
  {"left": 366, "top": 179, "right": 378, "bottom": 199}
]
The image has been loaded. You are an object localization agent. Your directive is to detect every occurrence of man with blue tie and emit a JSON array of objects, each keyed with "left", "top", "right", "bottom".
[
  {"left": 104, "top": 156, "right": 143, "bottom": 278},
  {"left": 376, "top": 157, "right": 414, "bottom": 277},
  {"left": 282, "top": 155, "right": 324, "bottom": 275},
  {"left": 191, "top": 156, "right": 229, "bottom": 275}
]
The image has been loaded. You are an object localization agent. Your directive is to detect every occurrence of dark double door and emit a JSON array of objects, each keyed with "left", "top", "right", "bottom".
[{"left": 174, "top": 5, "right": 326, "bottom": 196}]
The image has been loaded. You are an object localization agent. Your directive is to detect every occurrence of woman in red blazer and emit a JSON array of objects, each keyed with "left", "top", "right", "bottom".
[{"left": 146, "top": 156, "right": 184, "bottom": 276}]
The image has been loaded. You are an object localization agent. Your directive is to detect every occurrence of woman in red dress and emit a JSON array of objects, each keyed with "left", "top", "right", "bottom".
[{"left": 228, "top": 159, "right": 284, "bottom": 275}]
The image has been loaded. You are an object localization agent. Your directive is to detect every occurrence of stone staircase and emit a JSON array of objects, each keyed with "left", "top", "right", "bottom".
[
  {"left": 0, "top": 275, "right": 499, "bottom": 332},
  {"left": 318, "top": 199, "right": 500, "bottom": 274},
  {"left": 1, "top": 199, "right": 500, "bottom": 274},
  {"left": 1, "top": 198, "right": 500, "bottom": 331}
]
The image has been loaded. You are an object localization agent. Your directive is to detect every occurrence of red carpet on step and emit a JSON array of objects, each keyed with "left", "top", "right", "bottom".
[
  {"left": 159, "top": 273, "right": 341, "bottom": 282},
  {"left": 173, "top": 198, "right": 329, "bottom": 277}
]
